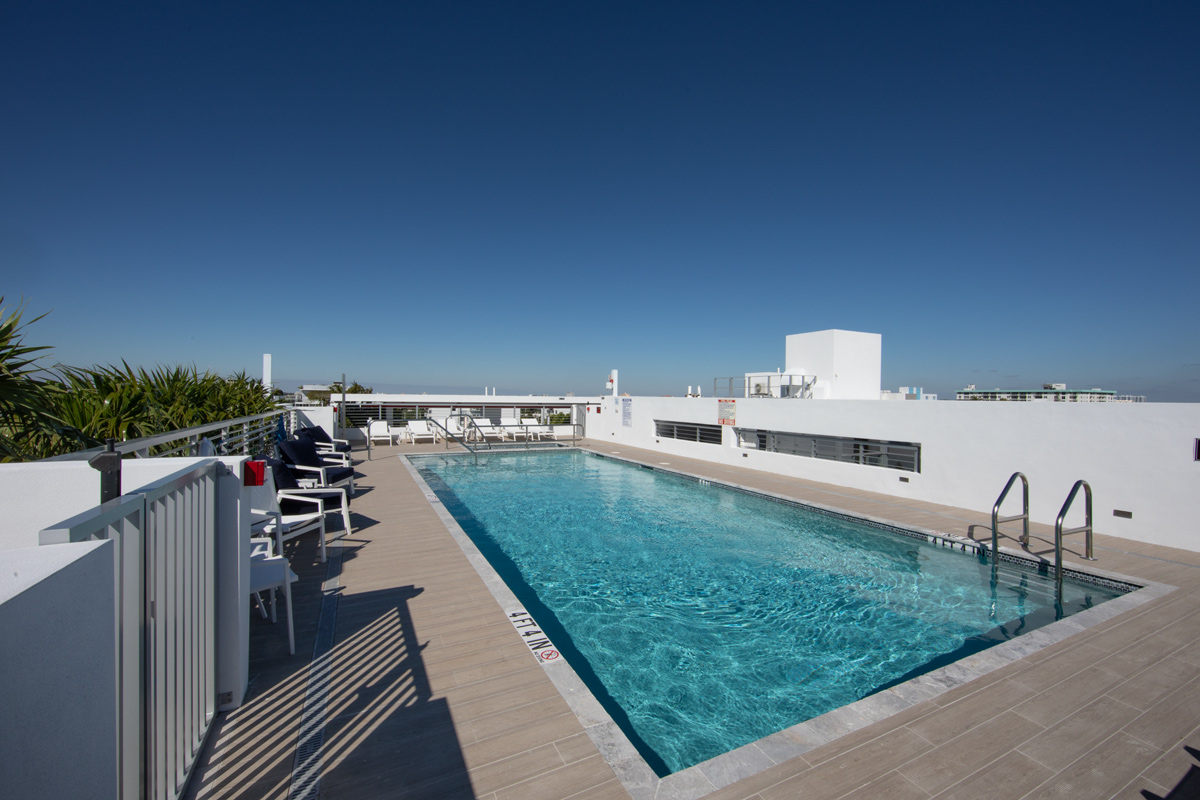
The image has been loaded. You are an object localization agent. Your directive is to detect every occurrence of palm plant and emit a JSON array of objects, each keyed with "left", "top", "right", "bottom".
[{"left": 0, "top": 298, "right": 66, "bottom": 461}]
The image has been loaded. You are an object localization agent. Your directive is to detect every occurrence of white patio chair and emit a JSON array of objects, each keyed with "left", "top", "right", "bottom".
[
  {"left": 368, "top": 420, "right": 393, "bottom": 446},
  {"left": 249, "top": 526, "right": 298, "bottom": 655},
  {"left": 250, "top": 462, "right": 352, "bottom": 563}
]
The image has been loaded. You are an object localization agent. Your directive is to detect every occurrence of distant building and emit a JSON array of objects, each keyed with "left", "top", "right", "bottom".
[
  {"left": 295, "top": 384, "right": 333, "bottom": 404},
  {"left": 881, "top": 386, "right": 938, "bottom": 401},
  {"left": 955, "top": 383, "right": 1145, "bottom": 403}
]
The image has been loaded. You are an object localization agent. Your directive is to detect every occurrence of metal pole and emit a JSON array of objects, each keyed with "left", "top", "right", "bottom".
[{"left": 89, "top": 438, "right": 122, "bottom": 504}]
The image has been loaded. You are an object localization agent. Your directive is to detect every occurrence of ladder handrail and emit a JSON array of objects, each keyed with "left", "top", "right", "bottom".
[
  {"left": 428, "top": 415, "right": 486, "bottom": 459},
  {"left": 1055, "top": 479, "right": 1096, "bottom": 595},
  {"left": 991, "top": 471, "right": 1030, "bottom": 564}
]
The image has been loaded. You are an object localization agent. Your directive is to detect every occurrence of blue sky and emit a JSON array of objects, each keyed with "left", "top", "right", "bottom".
[{"left": 3, "top": 3, "right": 1197, "bottom": 400}]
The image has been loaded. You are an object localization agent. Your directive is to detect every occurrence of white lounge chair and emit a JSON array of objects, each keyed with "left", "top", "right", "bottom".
[
  {"left": 438, "top": 416, "right": 465, "bottom": 442},
  {"left": 407, "top": 420, "right": 437, "bottom": 444},
  {"left": 521, "top": 417, "right": 552, "bottom": 440},
  {"left": 499, "top": 416, "right": 527, "bottom": 440},
  {"left": 368, "top": 420, "right": 393, "bottom": 446},
  {"left": 468, "top": 418, "right": 503, "bottom": 441}
]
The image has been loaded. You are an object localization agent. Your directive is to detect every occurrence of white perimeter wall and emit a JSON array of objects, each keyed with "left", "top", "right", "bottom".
[{"left": 586, "top": 397, "right": 1200, "bottom": 553}]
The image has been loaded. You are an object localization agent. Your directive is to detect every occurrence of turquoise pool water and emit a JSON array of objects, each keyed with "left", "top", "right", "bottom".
[{"left": 414, "top": 450, "right": 1127, "bottom": 776}]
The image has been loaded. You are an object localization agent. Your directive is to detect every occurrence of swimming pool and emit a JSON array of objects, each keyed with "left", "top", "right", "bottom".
[{"left": 413, "top": 449, "right": 1131, "bottom": 776}]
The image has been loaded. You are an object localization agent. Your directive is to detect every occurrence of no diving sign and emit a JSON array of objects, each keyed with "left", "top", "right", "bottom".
[{"left": 507, "top": 609, "right": 561, "bottom": 664}]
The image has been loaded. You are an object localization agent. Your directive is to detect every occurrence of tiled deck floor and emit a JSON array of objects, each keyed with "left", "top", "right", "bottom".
[{"left": 186, "top": 440, "right": 1200, "bottom": 800}]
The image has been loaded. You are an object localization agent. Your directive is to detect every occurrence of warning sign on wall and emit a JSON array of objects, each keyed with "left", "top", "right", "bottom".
[{"left": 718, "top": 399, "right": 736, "bottom": 425}]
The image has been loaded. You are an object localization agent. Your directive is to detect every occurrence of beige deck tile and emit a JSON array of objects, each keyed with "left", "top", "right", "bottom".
[
  {"left": 699, "top": 755, "right": 816, "bottom": 800},
  {"left": 1020, "top": 731, "right": 1164, "bottom": 800},
  {"left": 897, "top": 711, "right": 1045, "bottom": 795},
  {"left": 555, "top": 731, "right": 608, "bottom": 765},
  {"left": 908, "top": 678, "right": 1039, "bottom": 746},
  {"left": 1007, "top": 641, "right": 1111, "bottom": 688},
  {"left": 758, "top": 728, "right": 932, "bottom": 800},
  {"left": 1011, "top": 664, "right": 1126, "bottom": 727},
  {"left": 1017, "top": 694, "right": 1143, "bottom": 772},
  {"left": 434, "top": 658, "right": 549, "bottom": 705},
  {"left": 1129, "top": 743, "right": 1200, "bottom": 799},
  {"left": 468, "top": 743, "right": 570, "bottom": 795},
  {"left": 842, "top": 770, "right": 930, "bottom": 800},
  {"left": 799, "top": 700, "right": 940, "bottom": 767},
  {"left": 930, "top": 750, "right": 1054, "bottom": 800},
  {"left": 1105, "top": 656, "right": 1200, "bottom": 711},
  {"left": 468, "top": 697, "right": 579, "bottom": 741},
  {"left": 447, "top": 674, "right": 562, "bottom": 722},
  {"left": 490, "top": 753, "right": 619, "bottom": 800},
  {"left": 463, "top": 714, "right": 590, "bottom": 772},
  {"left": 1121, "top": 677, "right": 1200, "bottom": 751}
]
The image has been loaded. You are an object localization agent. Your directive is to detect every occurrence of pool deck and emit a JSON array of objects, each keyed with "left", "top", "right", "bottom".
[{"left": 186, "top": 440, "right": 1200, "bottom": 800}]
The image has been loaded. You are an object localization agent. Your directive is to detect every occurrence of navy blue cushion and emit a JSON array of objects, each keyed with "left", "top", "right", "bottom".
[
  {"left": 279, "top": 437, "right": 323, "bottom": 468},
  {"left": 263, "top": 457, "right": 301, "bottom": 491},
  {"left": 300, "top": 426, "right": 331, "bottom": 443},
  {"left": 323, "top": 466, "right": 354, "bottom": 485},
  {"left": 298, "top": 426, "right": 353, "bottom": 453}
]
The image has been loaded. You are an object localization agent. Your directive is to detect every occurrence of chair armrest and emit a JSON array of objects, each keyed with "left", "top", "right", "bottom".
[
  {"left": 279, "top": 487, "right": 347, "bottom": 502},
  {"left": 276, "top": 490, "right": 328, "bottom": 514},
  {"left": 249, "top": 510, "right": 284, "bottom": 554},
  {"left": 287, "top": 464, "right": 331, "bottom": 484}
]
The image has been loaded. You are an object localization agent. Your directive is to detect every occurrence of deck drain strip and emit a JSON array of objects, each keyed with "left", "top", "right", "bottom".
[{"left": 288, "top": 540, "right": 343, "bottom": 800}]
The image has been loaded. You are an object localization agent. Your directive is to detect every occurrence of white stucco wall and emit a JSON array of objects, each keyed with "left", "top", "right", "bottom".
[
  {"left": 587, "top": 396, "right": 1200, "bottom": 552},
  {"left": 784, "top": 330, "right": 882, "bottom": 399},
  {"left": 0, "top": 540, "right": 117, "bottom": 799}
]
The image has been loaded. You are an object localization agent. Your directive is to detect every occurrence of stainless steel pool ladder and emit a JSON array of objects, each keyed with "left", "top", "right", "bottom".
[
  {"left": 991, "top": 472, "right": 1030, "bottom": 565},
  {"left": 1054, "top": 479, "right": 1097, "bottom": 595}
]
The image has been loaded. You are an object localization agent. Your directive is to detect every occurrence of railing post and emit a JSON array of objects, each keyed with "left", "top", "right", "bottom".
[{"left": 89, "top": 438, "right": 123, "bottom": 504}]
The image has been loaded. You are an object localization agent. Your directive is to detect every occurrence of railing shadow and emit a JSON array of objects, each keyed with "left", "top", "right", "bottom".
[
  {"left": 186, "top": 543, "right": 475, "bottom": 799},
  {"left": 314, "top": 584, "right": 475, "bottom": 799},
  {"left": 1142, "top": 746, "right": 1200, "bottom": 799}
]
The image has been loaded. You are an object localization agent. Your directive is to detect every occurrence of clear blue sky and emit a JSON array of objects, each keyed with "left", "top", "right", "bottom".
[{"left": 3, "top": 3, "right": 1197, "bottom": 400}]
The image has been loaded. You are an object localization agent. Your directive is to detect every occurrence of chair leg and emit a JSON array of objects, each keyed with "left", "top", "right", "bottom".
[
  {"left": 318, "top": 517, "right": 327, "bottom": 563},
  {"left": 282, "top": 567, "right": 295, "bottom": 656},
  {"left": 253, "top": 591, "right": 269, "bottom": 619}
]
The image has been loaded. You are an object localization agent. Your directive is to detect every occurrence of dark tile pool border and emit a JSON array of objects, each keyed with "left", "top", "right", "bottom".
[{"left": 402, "top": 450, "right": 1174, "bottom": 800}]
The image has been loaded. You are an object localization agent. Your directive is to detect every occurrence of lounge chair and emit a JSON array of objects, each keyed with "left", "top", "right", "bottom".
[
  {"left": 501, "top": 417, "right": 530, "bottom": 441},
  {"left": 521, "top": 417, "right": 552, "bottom": 440},
  {"left": 367, "top": 420, "right": 393, "bottom": 446},
  {"left": 468, "top": 418, "right": 503, "bottom": 441},
  {"left": 297, "top": 425, "right": 352, "bottom": 455},
  {"left": 406, "top": 420, "right": 437, "bottom": 444},
  {"left": 278, "top": 437, "right": 355, "bottom": 495}
]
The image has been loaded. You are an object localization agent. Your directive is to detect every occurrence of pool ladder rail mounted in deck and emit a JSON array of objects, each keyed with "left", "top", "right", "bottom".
[{"left": 990, "top": 472, "right": 1096, "bottom": 600}]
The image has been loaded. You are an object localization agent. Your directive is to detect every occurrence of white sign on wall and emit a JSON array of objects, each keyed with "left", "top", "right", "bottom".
[{"left": 718, "top": 399, "right": 736, "bottom": 425}]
